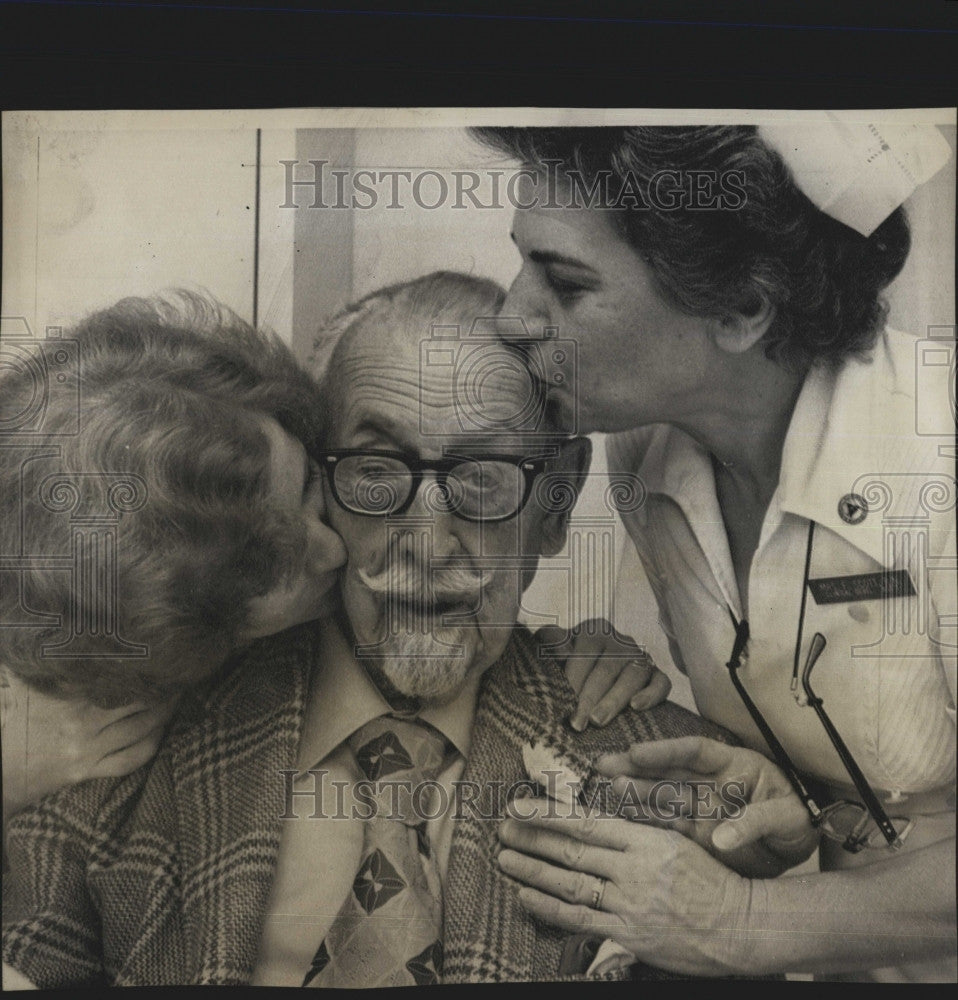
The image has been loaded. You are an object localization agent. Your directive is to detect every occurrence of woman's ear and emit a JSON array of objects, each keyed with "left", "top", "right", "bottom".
[
  {"left": 538, "top": 436, "right": 593, "bottom": 558},
  {"left": 709, "top": 297, "right": 777, "bottom": 356}
]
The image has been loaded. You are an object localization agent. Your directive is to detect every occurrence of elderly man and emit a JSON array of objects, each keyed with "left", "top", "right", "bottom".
[
  {"left": 253, "top": 272, "right": 730, "bottom": 986},
  {"left": 3, "top": 272, "right": 726, "bottom": 988}
]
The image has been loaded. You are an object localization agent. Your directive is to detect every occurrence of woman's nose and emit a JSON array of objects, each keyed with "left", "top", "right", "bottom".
[
  {"left": 499, "top": 269, "right": 548, "bottom": 338},
  {"left": 306, "top": 518, "right": 347, "bottom": 575}
]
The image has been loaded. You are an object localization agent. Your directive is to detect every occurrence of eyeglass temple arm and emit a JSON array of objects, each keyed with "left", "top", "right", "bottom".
[
  {"left": 725, "top": 621, "right": 824, "bottom": 823},
  {"left": 801, "top": 634, "right": 902, "bottom": 849}
]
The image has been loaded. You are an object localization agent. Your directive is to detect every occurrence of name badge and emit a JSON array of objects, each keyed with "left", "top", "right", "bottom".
[{"left": 807, "top": 569, "right": 916, "bottom": 605}]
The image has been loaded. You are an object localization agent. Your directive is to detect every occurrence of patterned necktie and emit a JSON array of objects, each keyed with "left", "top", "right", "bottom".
[{"left": 303, "top": 715, "right": 454, "bottom": 988}]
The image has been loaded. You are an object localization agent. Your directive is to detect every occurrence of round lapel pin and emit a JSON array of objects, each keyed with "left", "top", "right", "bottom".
[{"left": 838, "top": 493, "right": 868, "bottom": 525}]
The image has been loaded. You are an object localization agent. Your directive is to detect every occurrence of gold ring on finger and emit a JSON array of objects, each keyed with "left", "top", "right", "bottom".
[{"left": 589, "top": 876, "right": 607, "bottom": 910}]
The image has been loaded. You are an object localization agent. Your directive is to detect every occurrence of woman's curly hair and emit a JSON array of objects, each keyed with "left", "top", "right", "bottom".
[
  {"left": 472, "top": 125, "right": 910, "bottom": 370},
  {"left": 0, "top": 291, "right": 326, "bottom": 705}
]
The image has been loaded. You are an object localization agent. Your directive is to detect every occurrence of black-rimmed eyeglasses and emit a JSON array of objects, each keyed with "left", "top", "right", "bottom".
[
  {"left": 724, "top": 520, "right": 914, "bottom": 853},
  {"left": 319, "top": 449, "right": 549, "bottom": 523},
  {"left": 726, "top": 616, "right": 913, "bottom": 853}
]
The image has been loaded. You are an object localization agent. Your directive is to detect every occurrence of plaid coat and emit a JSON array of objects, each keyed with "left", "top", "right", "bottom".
[{"left": 3, "top": 622, "right": 733, "bottom": 988}]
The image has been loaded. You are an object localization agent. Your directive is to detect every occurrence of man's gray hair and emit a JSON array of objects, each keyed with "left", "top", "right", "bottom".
[{"left": 305, "top": 270, "right": 505, "bottom": 393}]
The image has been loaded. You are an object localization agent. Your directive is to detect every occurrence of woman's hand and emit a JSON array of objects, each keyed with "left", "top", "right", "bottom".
[
  {"left": 536, "top": 619, "right": 672, "bottom": 730},
  {"left": 597, "top": 736, "right": 819, "bottom": 877},
  {"left": 497, "top": 802, "right": 754, "bottom": 976},
  {"left": 1, "top": 673, "right": 176, "bottom": 818}
]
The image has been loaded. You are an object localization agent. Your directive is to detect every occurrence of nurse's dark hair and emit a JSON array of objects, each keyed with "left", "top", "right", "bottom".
[
  {"left": 471, "top": 126, "right": 911, "bottom": 370},
  {"left": 0, "top": 291, "right": 325, "bottom": 706}
]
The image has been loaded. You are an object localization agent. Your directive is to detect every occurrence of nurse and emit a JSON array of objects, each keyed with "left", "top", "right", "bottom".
[{"left": 475, "top": 122, "right": 956, "bottom": 981}]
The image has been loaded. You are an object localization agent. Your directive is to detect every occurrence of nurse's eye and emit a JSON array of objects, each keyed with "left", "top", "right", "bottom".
[{"left": 544, "top": 269, "right": 589, "bottom": 304}]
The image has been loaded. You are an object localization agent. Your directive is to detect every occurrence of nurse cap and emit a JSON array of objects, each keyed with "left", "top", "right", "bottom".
[{"left": 757, "top": 114, "right": 953, "bottom": 237}]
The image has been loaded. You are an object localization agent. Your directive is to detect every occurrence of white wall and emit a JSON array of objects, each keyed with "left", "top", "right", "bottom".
[
  {"left": 3, "top": 123, "right": 260, "bottom": 333},
  {"left": 351, "top": 128, "right": 521, "bottom": 298},
  {"left": 885, "top": 124, "right": 956, "bottom": 334}
]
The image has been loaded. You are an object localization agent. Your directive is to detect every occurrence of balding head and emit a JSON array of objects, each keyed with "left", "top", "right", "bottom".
[{"left": 317, "top": 271, "right": 508, "bottom": 445}]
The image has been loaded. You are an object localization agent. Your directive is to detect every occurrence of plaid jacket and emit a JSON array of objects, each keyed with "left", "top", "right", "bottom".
[{"left": 3, "top": 622, "right": 732, "bottom": 987}]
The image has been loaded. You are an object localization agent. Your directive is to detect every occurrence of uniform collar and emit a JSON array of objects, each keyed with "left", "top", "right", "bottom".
[
  {"left": 297, "top": 617, "right": 480, "bottom": 771},
  {"left": 614, "top": 422, "right": 739, "bottom": 611},
  {"left": 613, "top": 328, "right": 938, "bottom": 572},
  {"left": 774, "top": 327, "right": 940, "bottom": 567}
]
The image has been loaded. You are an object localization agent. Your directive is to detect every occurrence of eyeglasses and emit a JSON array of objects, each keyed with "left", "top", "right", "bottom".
[
  {"left": 797, "top": 631, "right": 914, "bottom": 849},
  {"left": 725, "top": 616, "right": 912, "bottom": 853},
  {"left": 724, "top": 521, "right": 913, "bottom": 853},
  {"left": 319, "top": 449, "right": 549, "bottom": 523}
]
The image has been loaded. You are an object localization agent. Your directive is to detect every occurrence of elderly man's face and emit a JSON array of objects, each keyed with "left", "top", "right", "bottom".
[{"left": 323, "top": 319, "right": 584, "bottom": 705}]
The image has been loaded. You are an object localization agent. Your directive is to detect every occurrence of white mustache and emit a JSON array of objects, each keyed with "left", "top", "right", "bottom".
[{"left": 357, "top": 560, "right": 487, "bottom": 607}]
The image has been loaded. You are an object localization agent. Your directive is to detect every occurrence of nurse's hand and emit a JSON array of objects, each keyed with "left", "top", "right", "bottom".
[
  {"left": 536, "top": 619, "right": 672, "bottom": 731},
  {"left": 597, "top": 737, "right": 819, "bottom": 877},
  {"left": 497, "top": 802, "right": 754, "bottom": 976},
  {"left": 1, "top": 673, "right": 176, "bottom": 818}
]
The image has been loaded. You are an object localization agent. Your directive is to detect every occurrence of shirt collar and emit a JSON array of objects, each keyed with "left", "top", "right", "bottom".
[
  {"left": 612, "top": 422, "right": 740, "bottom": 611},
  {"left": 297, "top": 618, "right": 481, "bottom": 771},
  {"left": 612, "top": 328, "right": 939, "bottom": 572},
  {"left": 774, "top": 327, "right": 941, "bottom": 567}
]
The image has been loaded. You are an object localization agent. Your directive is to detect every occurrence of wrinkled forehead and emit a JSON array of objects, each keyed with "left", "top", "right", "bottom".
[{"left": 328, "top": 320, "right": 542, "bottom": 453}]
